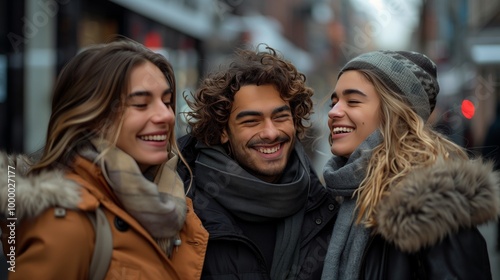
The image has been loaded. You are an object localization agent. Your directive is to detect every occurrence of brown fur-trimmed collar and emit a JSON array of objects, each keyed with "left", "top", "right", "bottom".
[
  {"left": 375, "top": 157, "right": 500, "bottom": 253},
  {"left": 0, "top": 152, "right": 81, "bottom": 221}
]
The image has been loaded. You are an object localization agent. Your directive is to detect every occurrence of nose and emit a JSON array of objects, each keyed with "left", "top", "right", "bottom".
[
  {"left": 328, "top": 102, "right": 344, "bottom": 119},
  {"left": 260, "top": 119, "right": 280, "bottom": 140},
  {"left": 151, "top": 101, "right": 175, "bottom": 124}
]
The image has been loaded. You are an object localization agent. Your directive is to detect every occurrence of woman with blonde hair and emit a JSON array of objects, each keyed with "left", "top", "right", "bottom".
[
  {"left": 321, "top": 50, "right": 500, "bottom": 279},
  {"left": 0, "top": 37, "right": 207, "bottom": 279}
]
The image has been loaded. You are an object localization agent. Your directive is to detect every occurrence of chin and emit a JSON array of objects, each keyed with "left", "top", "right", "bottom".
[
  {"left": 330, "top": 147, "right": 340, "bottom": 156},
  {"left": 142, "top": 155, "right": 169, "bottom": 166},
  {"left": 331, "top": 148, "right": 349, "bottom": 158},
  {"left": 264, "top": 164, "right": 287, "bottom": 177}
]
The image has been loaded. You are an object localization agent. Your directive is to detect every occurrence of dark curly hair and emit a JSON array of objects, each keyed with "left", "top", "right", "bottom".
[{"left": 185, "top": 45, "right": 314, "bottom": 146}]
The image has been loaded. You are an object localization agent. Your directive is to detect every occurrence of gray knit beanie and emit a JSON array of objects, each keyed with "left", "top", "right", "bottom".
[{"left": 339, "top": 50, "right": 439, "bottom": 121}]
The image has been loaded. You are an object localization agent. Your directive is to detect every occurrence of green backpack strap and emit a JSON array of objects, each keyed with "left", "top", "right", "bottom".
[{"left": 85, "top": 207, "right": 113, "bottom": 280}]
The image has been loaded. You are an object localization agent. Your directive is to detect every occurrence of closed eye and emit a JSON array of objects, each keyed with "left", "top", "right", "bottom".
[
  {"left": 330, "top": 96, "right": 339, "bottom": 108},
  {"left": 241, "top": 119, "right": 258, "bottom": 124},
  {"left": 274, "top": 114, "right": 291, "bottom": 121},
  {"left": 128, "top": 92, "right": 149, "bottom": 108},
  {"left": 163, "top": 102, "right": 172, "bottom": 108}
]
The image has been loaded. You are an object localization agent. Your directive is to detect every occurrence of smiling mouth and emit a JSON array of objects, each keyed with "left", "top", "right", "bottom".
[
  {"left": 333, "top": 127, "right": 354, "bottom": 134},
  {"left": 255, "top": 144, "right": 281, "bottom": 154},
  {"left": 139, "top": 135, "right": 167, "bottom": 141}
]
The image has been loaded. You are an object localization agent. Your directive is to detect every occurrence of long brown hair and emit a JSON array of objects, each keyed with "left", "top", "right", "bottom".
[{"left": 30, "top": 37, "right": 187, "bottom": 176}]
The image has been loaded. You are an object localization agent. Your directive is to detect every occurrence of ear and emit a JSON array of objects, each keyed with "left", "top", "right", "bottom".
[{"left": 221, "top": 128, "right": 229, "bottom": 144}]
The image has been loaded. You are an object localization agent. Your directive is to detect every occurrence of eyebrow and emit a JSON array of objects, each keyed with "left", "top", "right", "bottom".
[
  {"left": 235, "top": 105, "right": 291, "bottom": 120},
  {"left": 127, "top": 88, "right": 173, "bottom": 98},
  {"left": 331, "top": 89, "right": 367, "bottom": 99}
]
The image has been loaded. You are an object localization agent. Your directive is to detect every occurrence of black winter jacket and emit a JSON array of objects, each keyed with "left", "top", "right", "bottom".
[
  {"left": 360, "top": 158, "right": 499, "bottom": 280},
  {"left": 177, "top": 134, "right": 338, "bottom": 279}
]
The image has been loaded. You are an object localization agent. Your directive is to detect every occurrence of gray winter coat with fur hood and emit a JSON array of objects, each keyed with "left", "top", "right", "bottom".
[{"left": 361, "top": 158, "right": 500, "bottom": 280}]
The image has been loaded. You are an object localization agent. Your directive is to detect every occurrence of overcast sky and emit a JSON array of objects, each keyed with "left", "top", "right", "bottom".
[{"left": 350, "top": 0, "right": 423, "bottom": 50}]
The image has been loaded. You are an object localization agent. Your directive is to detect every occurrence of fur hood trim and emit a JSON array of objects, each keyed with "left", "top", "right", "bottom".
[
  {"left": 0, "top": 152, "right": 81, "bottom": 221},
  {"left": 375, "top": 157, "right": 500, "bottom": 253}
]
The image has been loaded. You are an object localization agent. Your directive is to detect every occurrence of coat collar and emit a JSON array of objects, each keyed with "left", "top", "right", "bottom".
[
  {"left": 374, "top": 157, "right": 500, "bottom": 252},
  {"left": 0, "top": 152, "right": 82, "bottom": 221}
]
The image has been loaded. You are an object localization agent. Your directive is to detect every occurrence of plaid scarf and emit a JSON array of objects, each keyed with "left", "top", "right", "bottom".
[{"left": 81, "top": 139, "right": 187, "bottom": 256}]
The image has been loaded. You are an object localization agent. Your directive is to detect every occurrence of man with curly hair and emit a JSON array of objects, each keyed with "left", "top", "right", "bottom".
[{"left": 177, "top": 46, "right": 338, "bottom": 279}]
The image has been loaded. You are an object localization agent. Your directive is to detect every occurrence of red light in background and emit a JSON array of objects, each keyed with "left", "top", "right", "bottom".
[
  {"left": 461, "top": 100, "right": 475, "bottom": 119},
  {"left": 144, "top": 31, "right": 162, "bottom": 49}
]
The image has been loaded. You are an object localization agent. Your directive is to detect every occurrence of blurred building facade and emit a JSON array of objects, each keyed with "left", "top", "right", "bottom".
[
  {"left": 2, "top": 2, "right": 500, "bottom": 278},
  {"left": 419, "top": 0, "right": 500, "bottom": 151},
  {"left": 1, "top": 0, "right": 499, "bottom": 167},
  {"left": 465, "top": 0, "right": 500, "bottom": 151},
  {"left": 0, "top": 0, "right": 210, "bottom": 153}
]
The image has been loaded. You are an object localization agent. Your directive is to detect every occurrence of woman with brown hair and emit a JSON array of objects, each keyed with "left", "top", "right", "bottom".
[{"left": 0, "top": 37, "right": 207, "bottom": 279}]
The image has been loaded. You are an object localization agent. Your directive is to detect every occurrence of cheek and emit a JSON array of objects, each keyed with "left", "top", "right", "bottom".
[
  {"left": 372, "top": 110, "right": 382, "bottom": 129},
  {"left": 365, "top": 115, "right": 381, "bottom": 134},
  {"left": 237, "top": 130, "right": 254, "bottom": 143},
  {"left": 117, "top": 114, "right": 141, "bottom": 141},
  {"left": 283, "top": 120, "right": 296, "bottom": 134}
]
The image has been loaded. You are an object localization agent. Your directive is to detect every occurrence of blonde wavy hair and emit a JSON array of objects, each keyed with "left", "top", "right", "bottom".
[{"left": 352, "top": 69, "right": 468, "bottom": 227}]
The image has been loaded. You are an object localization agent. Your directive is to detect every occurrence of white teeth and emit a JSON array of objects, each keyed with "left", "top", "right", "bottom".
[
  {"left": 257, "top": 145, "right": 280, "bottom": 154},
  {"left": 333, "top": 127, "right": 354, "bottom": 134},
  {"left": 139, "top": 135, "right": 167, "bottom": 141}
]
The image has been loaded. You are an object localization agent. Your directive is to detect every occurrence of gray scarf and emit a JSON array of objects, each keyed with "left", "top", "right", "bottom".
[
  {"left": 195, "top": 141, "right": 310, "bottom": 280},
  {"left": 321, "top": 131, "right": 382, "bottom": 280}
]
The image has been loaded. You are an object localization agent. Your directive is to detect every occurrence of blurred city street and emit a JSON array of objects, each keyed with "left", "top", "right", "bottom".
[
  {"left": 0, "top": 0, "right": 499, "bottom": 279},
  {"left": 480, "top": 222, "right": 500, "bottom": 279}
]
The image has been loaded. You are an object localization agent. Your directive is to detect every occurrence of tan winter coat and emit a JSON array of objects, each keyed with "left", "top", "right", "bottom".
[{"left": 0, "top": 153, "right": 208, "bottom": 279}]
